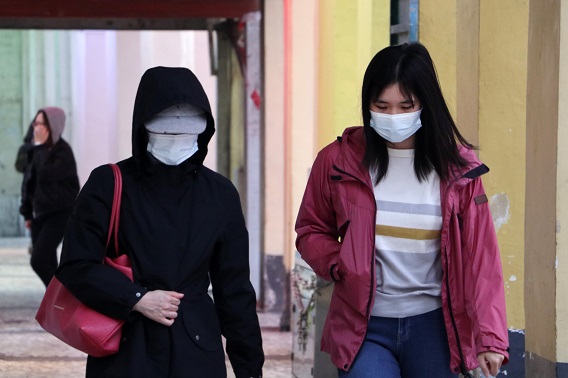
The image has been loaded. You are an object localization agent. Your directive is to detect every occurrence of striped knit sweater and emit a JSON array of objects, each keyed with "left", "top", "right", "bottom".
[{"left": 370, "top": 148, "right": 443, "bottom": 318}]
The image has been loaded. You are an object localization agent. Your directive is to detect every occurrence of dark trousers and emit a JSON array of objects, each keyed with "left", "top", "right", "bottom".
[{"left": 30, "top": 210, "right": 71, "bottom": 287}]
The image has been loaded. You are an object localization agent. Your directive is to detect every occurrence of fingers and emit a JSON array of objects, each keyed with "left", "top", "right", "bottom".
[
  {"left": 157, "top": 310, "right": 179, "bottom": 326},
  {"left": 133, "top": 290, "right": 185, "bottom": 326},
  {"left": 478, "top": 360, "right": 490, "bottom": 378},
  {"left": 489, "top": 358, "right": 502, "bottom": 376},
  {"left": 169, "top": 291, "right": 185, "bottom": 299},
  {"left": 477, "top": 352, "right": 504, "bottom": 377},
  {"left": 154, "top": 294, "right": 182, "bottom": 326}
]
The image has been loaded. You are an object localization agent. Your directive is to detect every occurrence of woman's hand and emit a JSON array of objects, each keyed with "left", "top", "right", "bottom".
[
  {"left": 133, "top": 290, "right": 184, "bottom": 326},
  {"left": 25, "top": 220, "right": 31, "bottom": 229},
  {"left": 477, "top": 351, "right": 505, "bottom": 377}
]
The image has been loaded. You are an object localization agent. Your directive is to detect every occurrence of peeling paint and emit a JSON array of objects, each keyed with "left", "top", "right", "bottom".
[
  {"left": 490, "top": 193, "right": 510, "bottom": 232},
  {"left": 509, "top": 275, "right": 517, "bottom": 282}
]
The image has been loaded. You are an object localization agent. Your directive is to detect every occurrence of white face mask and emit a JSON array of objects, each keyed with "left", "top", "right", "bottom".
[
  {"left": 369, "top": 108, "right": 422, "bottom": 143},
  {"left": 146, "top": 133, "right": 199, "bottom": 165}
]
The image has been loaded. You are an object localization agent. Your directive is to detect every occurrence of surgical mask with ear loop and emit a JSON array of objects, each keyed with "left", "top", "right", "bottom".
[
  {"left": 369, "top": 108, "right": 422, "bottom": 143},
  {"left": 145, "top": 104, "right": 207, "bottom": 165}
]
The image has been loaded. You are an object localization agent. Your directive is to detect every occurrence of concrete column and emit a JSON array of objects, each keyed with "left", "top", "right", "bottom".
[
  {"left": 525, "top": 0, "right": 568, "bottom": 376},
  {"left": 69, "top": 31, "right": 118, "bottom": 185},
  {"left": 244, "top": 11, "right": 263, "bottom": 301},
  {"left": 557, "top": 0, "right": 568, "bottom": 374},
  {"left": 455, "top": 0, "right": 479, "bottom": 146},
  {"left": 285, "top": 0, "right": 318, "bottom": 266},
  {"left": 264, "top": 0, "right": 288, "bottom": 312}
]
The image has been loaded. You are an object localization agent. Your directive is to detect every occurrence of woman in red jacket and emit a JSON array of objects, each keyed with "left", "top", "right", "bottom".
[{"left": 295, "top": 43, "right": 508, "bottom": 378}]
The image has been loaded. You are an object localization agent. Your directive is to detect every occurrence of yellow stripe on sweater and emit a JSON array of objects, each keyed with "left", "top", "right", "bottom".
[{"left": 376, "top": 225, "right": 441, "bottom": 240}]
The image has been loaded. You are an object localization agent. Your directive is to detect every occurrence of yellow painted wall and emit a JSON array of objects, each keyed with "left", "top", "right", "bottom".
[
  {"left": 317, "top": 0, "right": 390, "bottom": 149},
  {"left": 478, "top": 0, "right": 528, "bottom": 329},
  {"left": 421, "top": 0, "right": 528, "bottom": 330},
  {"left": 419, "top": 0, "right": 457, "bottom": 118}
]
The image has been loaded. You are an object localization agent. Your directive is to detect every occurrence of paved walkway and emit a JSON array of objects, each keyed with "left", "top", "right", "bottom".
[{"left": 0, "top": 239, "right": 292, "bottom": 377}]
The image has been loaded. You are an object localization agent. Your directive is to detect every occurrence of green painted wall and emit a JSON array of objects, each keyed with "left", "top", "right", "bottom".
[
  {"left": 0, "top": 31, "right": 25, "bottom": 236},
  {"left": 0, "top": 30, "right": 73, "bottom": 237}
]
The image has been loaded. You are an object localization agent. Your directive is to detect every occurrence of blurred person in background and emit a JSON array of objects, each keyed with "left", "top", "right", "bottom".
[{"left": 19, "top": 107, "right": 79, "bottom": 287}]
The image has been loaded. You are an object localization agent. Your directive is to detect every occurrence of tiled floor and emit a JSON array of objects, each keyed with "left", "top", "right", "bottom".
[{"left": 0, "top": 241, "right": 292, "bottom": 377}]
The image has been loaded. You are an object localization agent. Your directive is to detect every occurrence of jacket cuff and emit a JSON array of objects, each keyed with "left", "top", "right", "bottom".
[
  {"left": 477, "top": 336, "right": 510, "bottom": 365},
  {"left": 126, "top": 285, "right": 149, "bottom": 313}
]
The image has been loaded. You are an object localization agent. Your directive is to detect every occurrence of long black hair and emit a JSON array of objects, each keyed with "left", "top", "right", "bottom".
[{"left": 361, "top": 43, "right": 473, "bottom": 184}]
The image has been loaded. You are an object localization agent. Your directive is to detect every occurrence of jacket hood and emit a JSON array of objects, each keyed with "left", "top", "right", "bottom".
[
  {"left": 132, "top": 66, "right": 215, "bottom": 167},
  {"left": 40, "top": 107, "right": 66, "bottom": 144},
  {"left": 335, "top": 127, "right": 370, "bottom": 181}
]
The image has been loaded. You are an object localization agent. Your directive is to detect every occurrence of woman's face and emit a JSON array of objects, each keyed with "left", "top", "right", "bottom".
[
  {"left": 369, "top": 83, "right": 421, "bottom": 149},
  {"left": 33, "top": 112, "right": 50, "bottom": 145},
  {"left": 369, "top": 83, "right": 421, "bottom": 114}
]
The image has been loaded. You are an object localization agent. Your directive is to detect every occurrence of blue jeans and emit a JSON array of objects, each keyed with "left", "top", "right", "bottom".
[{"left": 338, "top": 307, "right": 458, "bottom": 378}]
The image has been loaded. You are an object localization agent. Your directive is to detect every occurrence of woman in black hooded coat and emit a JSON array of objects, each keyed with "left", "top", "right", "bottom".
[
  {"left": 20, "top": 107, "right": 79, "bottom": 287},
  {"left": 56, "top": 67, "right": 264, "bottom": 378}
]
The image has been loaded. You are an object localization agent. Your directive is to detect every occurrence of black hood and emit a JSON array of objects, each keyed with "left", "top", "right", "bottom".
[{"left": 132, "top": 66, "right": 215, "bottom": 167}]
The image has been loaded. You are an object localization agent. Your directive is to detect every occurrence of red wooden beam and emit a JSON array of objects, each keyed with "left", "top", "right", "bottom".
[{"left": 0, "top": 0, "right": 260, "bottom": 19}]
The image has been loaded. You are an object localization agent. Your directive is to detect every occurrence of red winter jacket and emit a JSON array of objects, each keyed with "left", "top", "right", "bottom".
[{"left": 295, "top": 127, "right": 509, "bottom": 374}]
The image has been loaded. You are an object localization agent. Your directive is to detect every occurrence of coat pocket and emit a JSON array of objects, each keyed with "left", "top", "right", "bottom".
[{"left": 181, "top": 295, "right": 223, "bottom": 351}]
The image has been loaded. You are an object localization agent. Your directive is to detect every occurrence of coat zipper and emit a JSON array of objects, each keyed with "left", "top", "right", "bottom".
[
  {"left": 443, "top": 173, "right": 475, "bottom": 378},
  {"left": 332, "top": 164, "right": 376, "bottom": 368},
  {"left": 445, "top": 250, "right": 473, "bottom": 377},
  {"left": 332, "top": 160, "right": 480, "bottom": 373}
]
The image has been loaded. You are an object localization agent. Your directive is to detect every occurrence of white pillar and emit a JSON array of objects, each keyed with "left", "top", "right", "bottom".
[{"left": 244, "top": 11, "right": 263, "bottom": 299}]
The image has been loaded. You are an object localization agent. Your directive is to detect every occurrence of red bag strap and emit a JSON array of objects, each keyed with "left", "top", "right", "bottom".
[{"left": 106, "top": 163, "right": 122, "bottom": 256}]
